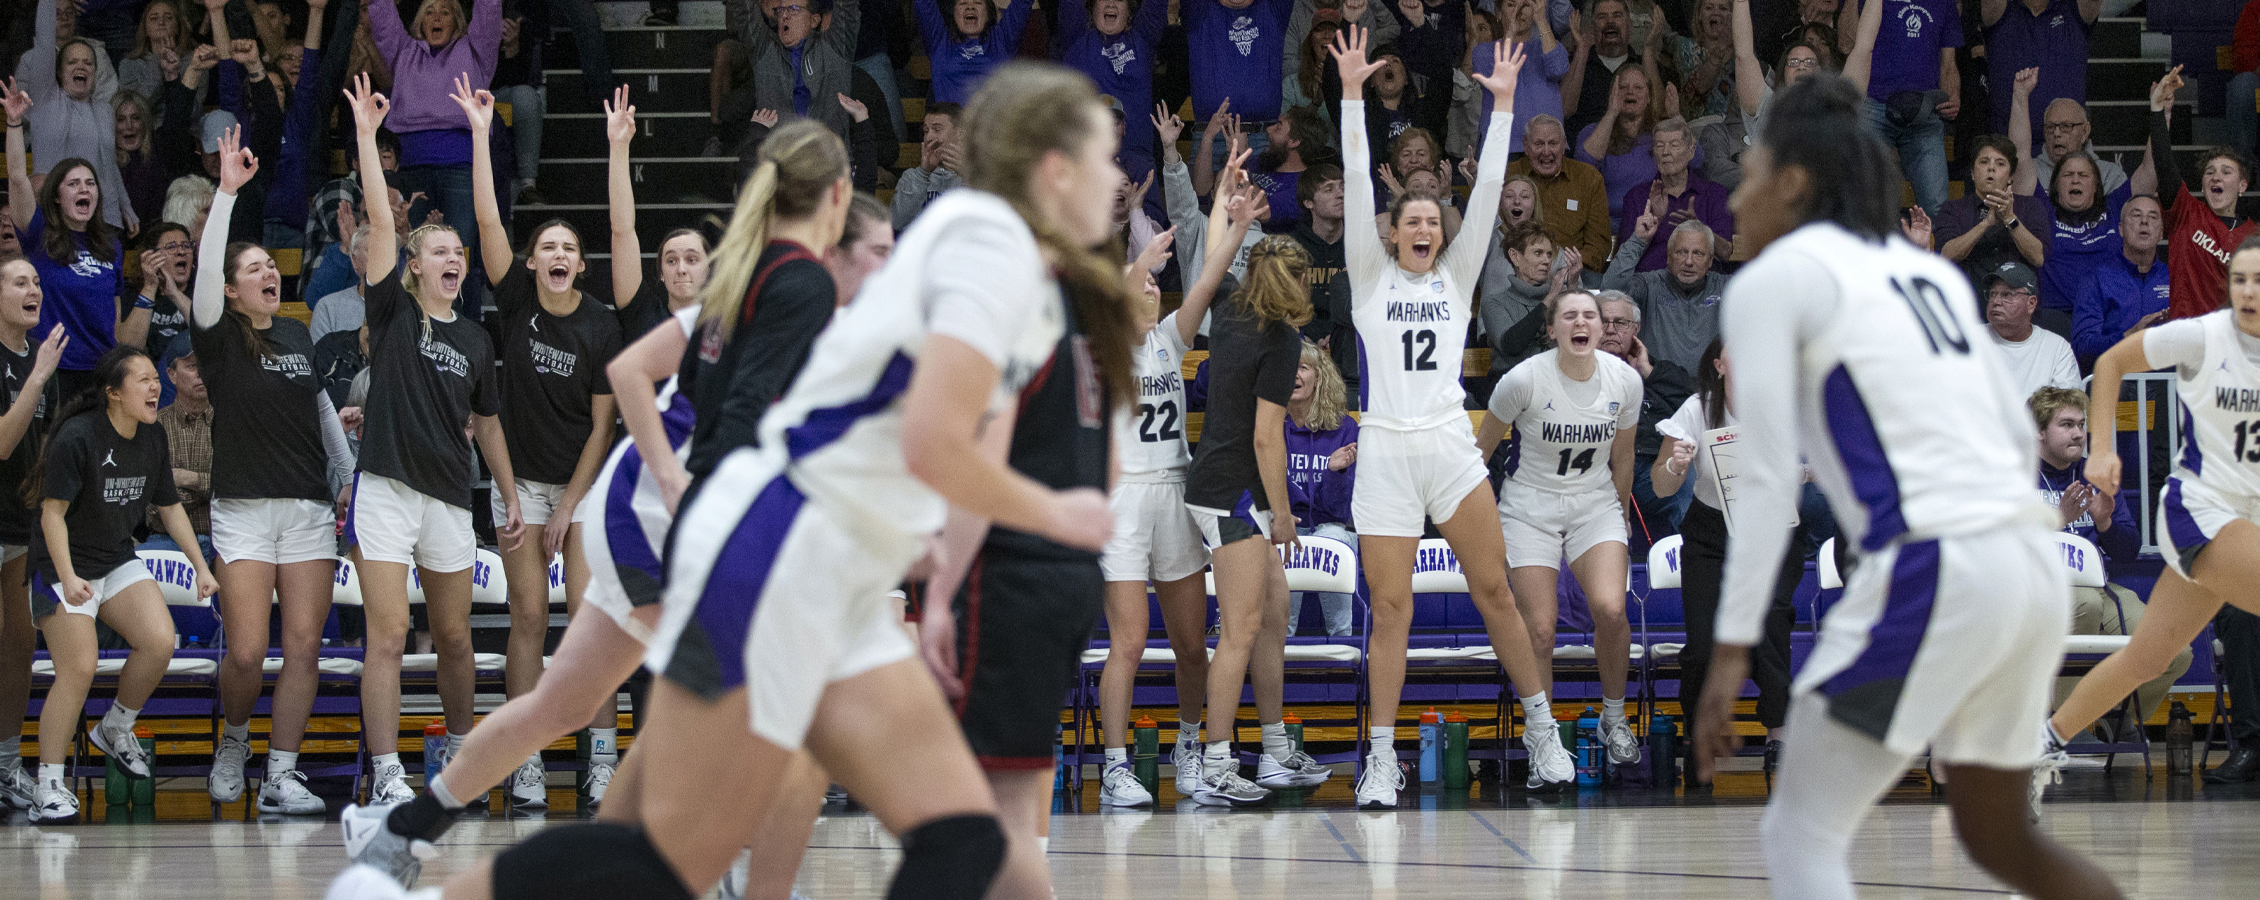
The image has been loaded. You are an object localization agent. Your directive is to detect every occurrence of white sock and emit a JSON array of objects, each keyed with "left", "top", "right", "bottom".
[
  {"left": 223, "top": 721, "right": 250, "bottom": 744},
  {"left": 40, "top": 762, "right": 63, "bottom": 783},
  {"left": 1369, "top": 725, "right": 1395, "bottom": 753},
  {"left": 427, "top": 772, "right": 468, "bottom": 809},
  {"left": 372, "top": 752, "right": 403, "bottom": 775},
  {"left": 0, "top": 735, "right": 21, "bottom": 766},
  {"left": 1601, "top": 697, "right": 1627, "bottom": 723},
  {"left": 1521, "top": 693, "right": 1553, "bottom": 728},
  {"left": 1204, "top": 740, "right": 1232, "bottom": 774},
  {"left": 1177, "top": 721, "right": 1200, "bottom": 749},
  {"left": 1037, "top": 836, "right": 1050, "bottom": 854},
  {"left": 525, "top": 753, "right": 544, "bottom": 772},
  {"left": 1104, "top": 747, "right": 1128, "bottom": 765},
  {"left": 101, "top": 703, "right": 139, "bottom": 732},
  {"left": 446, "top": 732, "right": 469, "bottom": 756},
  {"left": 267, "top": 750, "right": 298, "bottom": 777},
  {"left": 589, "top": 727, "right": 618, "bottom": 763},
  {"left": 1260, "top": 722, "right": 1292, "bottom": 761}
]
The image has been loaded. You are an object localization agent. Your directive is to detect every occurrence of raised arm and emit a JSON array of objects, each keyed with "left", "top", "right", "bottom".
[
  {"left": 1840, "top": 0, "right": 1883, "bottom": 94},
  {"left": 454, "top": 74, "right": 514, "bottom": 283},
  {"left": 1333, "top": 25, "right": 1390, "bottom": 289},
  {"left": 0, "top": 327, "right": 60, "bottom": 460},
  {"left": 2149, "top": 66, "right": 2184, "bottom": 205},
  {"left": 823, "top": 0, "right": 863, "bottom": 56},
  {"left": 1731, "top": 0, "right": 1762, "bottom": 116},
  {"left": 2009, "top": 67, "right": 2038, "bottom": 195},
  {"left": 605, "top": 86, "right": 643, "bottom": 305},
  {"left": 366, "top": 0, "right": 409, "bottom": 58},
  {"left": 24, "top": 0, "right": 58, "bottom": 99},
  {"left": 1448, "top": 38, "right": 1524, "bottom": 287},
  {"left": 345, "top": 73, "right": 395, "bottom": 283},
  {"left": 194, "top": 126, "right": 259, "bottom": 330},
  {"left": 1560, "top": 6, "right": 1589, "bottom": 116},
  {"left": 1176, "top": 183, "right": 1264, "bottom": 348},
  {"left": 2, "top": 80, "right": 31, "bottom": 231}
]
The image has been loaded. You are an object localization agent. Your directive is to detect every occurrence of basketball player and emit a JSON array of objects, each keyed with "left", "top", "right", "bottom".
[
  {"left": 1691, "top": 72, "right": 2126, "bottom": 900},
  {"left": 2037, "top": 236, "right": 2260, "bottom": 813},
  {"left": 1331, "top": 24, "right": 1575, "bottom": 808},
  {"left": 1094, "top": 182, "right": 1254, "bottom": 808},
  {"left": 1475, "top": 289, "right": 1644, "bottom": 769}
]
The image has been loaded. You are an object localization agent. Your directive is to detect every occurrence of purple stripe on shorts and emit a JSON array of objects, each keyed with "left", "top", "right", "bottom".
[
  {"left": 1821, "top": 365, "right": 1908, "bottom": 552},
  {"left": 603, "top": 445, "right": 663, "bottom": 582},
  {"left": 1822, "top": 539, "right": 1941, "bottom": 700},
  {"left": 2163, "top": 478, "right": 2208, "bottom": 554},
  {"left": 692, "top": 476, "right": 806, "bottom": 693}
]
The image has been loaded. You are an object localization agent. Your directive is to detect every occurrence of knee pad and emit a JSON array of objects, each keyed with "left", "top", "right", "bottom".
[
  {"left": 887, "top": 814, "right": 1006, "bottom": 900},
  {"left": 492, "top": 823, "right": 694, "bottom": 900}
]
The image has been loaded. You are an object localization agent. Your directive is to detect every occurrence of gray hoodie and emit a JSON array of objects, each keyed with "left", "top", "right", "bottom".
[{"left": 1600, "top": 233, "right": 1726, "bottom": 374}]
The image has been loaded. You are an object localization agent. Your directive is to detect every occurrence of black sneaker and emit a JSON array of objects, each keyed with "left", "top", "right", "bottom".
[{"left": 642, "top": 9, "right": 677, "bottom": 25}]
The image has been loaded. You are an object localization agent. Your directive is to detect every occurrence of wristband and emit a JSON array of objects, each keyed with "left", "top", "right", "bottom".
[
  {"left": 4, "top": 120, "right": 19, "bottom": 129},
  {"left": 135, "top": 294, "right": 155, "bottom": 310}
]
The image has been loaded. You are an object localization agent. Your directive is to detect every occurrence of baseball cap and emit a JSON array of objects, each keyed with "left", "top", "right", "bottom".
[
  {"left": 199, "top": 110, "right": 239, "bottom": 154},
  {"left": 1986, "top": 261, "right": 2038, "bottom": 293},
  {"left": 1100, "top": 94, "right": 1126, "bottom": 121}
]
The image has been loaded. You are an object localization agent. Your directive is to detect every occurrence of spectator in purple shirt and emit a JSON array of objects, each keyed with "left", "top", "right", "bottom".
[
  {"left": 1576, "top": 64, "right": 1702, "bottom": 222},
  {"left": 1982, "top": 0, "right": 2098, "bottom": 138},
  {"left": 1612, "top": 117, "right": 1731, "bottom": 272},
  {"left": 1057, "top": 0, "right": 1171, "bottom": 182},
  {"left": 914, "top": 0, "right": 1034, "bottom": 105},
  {"left": 1854, "top": 0, "right": 1961, "bottom": 215},
  {"left": 367, "top": 0, "right": 501, "bottom": 314},
  {"left": 1285, "top": 340, "right": 1356, "bottom": 637},
  {"left": 1466, "top": 0, "right": 1568, "bottom": 154},
  {"left": 1186, "top": 0, "right": 1295, "bottom": 127}
]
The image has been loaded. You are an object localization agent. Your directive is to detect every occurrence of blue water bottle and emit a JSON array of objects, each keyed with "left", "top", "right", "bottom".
[
  {"left": 1576, "top": 708, "right": 1601, "bottom": 787},
  {"left": 1417, "top": 709, "right": 1442, "bottom": 783},
  {"left": 423, "top": 720, "right": 448, "bottom": 782}
]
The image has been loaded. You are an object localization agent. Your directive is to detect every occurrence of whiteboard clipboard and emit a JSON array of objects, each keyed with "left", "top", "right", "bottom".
[{"left": 1703, "top": 426, "right": 1798, "bottom": 534}]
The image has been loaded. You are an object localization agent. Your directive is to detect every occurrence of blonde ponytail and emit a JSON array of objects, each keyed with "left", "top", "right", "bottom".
[{"left": 697, "top": 120, "right": 850, "bottom": 343}]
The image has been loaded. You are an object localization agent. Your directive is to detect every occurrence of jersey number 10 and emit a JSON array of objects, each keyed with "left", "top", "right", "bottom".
[{"left": 1893, "top": 276, "right": 1969, "bottom": 356}]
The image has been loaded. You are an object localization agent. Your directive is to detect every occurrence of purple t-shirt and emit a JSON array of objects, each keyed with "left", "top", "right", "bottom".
[
  {"left": 1186, "top": 0, "right": 1293, "bottom": 121},
  {"left": 1286, "top": 414, "right": 1357, "bottom": 527},
  {"left": 1250, "top": 167, "right": 1304, "bottom": 232},
  {"left": 1574, "top": 125, "right": 1707, "bottom": 221},
  {"left": 1057, "top": 0, "right": 1171, "bottom": 160},
  {"left": 1475, "top": 35, "right": 1572, "bottom": 153},
  {"left": 1986, "top": 0, "right": 2089, "bottom": 136},
  {"left": 2039, "top": 182, "right": 2133, "bottom": 312},
  {"left": 1614, "top": 176, "right": 1735, "bottom": 272},
  {"left": 1867, "top": 0, "right": 1964, "bottom": 101},
  {"left": 916, "top": 0, "right": 1037, "bottom": 105}
]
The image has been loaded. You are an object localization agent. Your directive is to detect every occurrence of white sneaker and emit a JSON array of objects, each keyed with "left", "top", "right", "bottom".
[
  {"left": 258, "top": 769, "right": 326, "bottom": 815},
  {"left": 0, "top": 761, "right": 33, "bottom": 809},
  {"left": 31, "top": 775, "right": 78, "bottom": 823},
  {"left": 1098, "top": 759, "right": 1153, "bottom": 807},
  {"left": 90, "top": 720, "right": 150, "bottom": 779},
  {"left": 1355, "top": 751, "right": 1403, "bottom": 810},
  {"left": 508, "top": 759, "right": 548, "bottom": 808},
  {"left": 1524, "top": 726, "right": 1574, "bottom": 793},
  {"left": 1255, "top": 749, "right": 1332, "bottom": 789},
  {"left": 339, "top": 803, "right": 438, "bottom": 888},
  {"left": 1172, "top": 740, "right": 1203, "bottom": 798},
  {"left": 583, "top": 759, "right": 616, "bottom": 810},
  {"left": 368, "top": 761, "right": 415, "bottom": 805},
  {"left": 326, "top": 862, "right": 442, "bottom": 900},
  {"left": 1193, "top": 763, "right": 1273, "bottom": 808},
  {"left": 1599, "top": 717, "right": 1642, "bottom": 767},
  {"left": 210, "top": 735, "right": 251, "bottom": 803},
  {"left": 2030, "top": 745, "right": 2069, "bottom": 822}
]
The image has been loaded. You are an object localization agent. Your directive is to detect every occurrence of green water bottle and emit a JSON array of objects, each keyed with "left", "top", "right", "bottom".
[
  {"left": 1132, "top": 715, "right": 1160, "bottom": 798},
  {"left": 132, "top": 726, "right": 155, "bottom": 806},
  {"left": 1283, "top": 713, "right": 1305, "bottom": 752},
  {"left": 104, "top": 749, "right": 129, "bottom": 808},
  {"left": 1444, "top": 711, "right": 1470, "bottom": 789}
]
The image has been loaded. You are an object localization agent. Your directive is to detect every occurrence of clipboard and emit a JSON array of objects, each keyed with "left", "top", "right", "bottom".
[{"left": 1703, "top": 426, "right": 1799, "bottom": 534}]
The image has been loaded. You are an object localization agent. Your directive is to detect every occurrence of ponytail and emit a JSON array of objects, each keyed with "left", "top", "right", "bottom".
[{"left": 700, "top": 120, "right": 849, "bottom": 343}]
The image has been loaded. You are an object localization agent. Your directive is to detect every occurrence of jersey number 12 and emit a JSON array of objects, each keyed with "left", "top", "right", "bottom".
[{"left": 1401, "top": 330, "right": 1438, "bottom": 371}]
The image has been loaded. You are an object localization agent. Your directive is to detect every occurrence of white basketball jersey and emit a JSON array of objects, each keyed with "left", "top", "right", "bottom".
[
  {"left": 2168, "top": 311, "right": 2260, "bottom": 502},
  {"left": 750, "top": 191, "right": 1067, "bottom": 551},
  {"left": 1116, "top": 313, "right": 1193, "bottom": 476},
  {"left": 1779, "top": 225, "right": 2046, "bottom": 551},
  {"left": 1495, "top": 350, "right": 1643, "bottom": 495},
  {"left": 1353, "top": 265, "right": 1473, "bottom": 430}
]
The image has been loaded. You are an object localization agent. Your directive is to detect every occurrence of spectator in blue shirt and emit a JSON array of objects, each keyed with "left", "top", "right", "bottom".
[
  {"left": 1058, "top": 0, "right": 1171, "bottom": 184},
  {"left": 914, "top": 0, "right": 1034, "bottom": 105},
  {"left": 2070, "top": 194, "right": 2169, "bottom": 363}
]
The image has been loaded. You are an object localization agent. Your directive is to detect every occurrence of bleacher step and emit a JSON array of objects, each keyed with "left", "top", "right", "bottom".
[
  {"left": 541, "top": 24, "right": 728, "bottom": 70},
  {"left": 544, "top": 69, "right": 712, "bottom": 114},
  {"left": 545, "top": 111, "right": 714, "bottom": 159}
]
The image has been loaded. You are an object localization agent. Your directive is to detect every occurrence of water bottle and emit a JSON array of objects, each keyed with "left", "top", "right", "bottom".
[
  {"left": 423, "top": 720, "right": 449, "bottom": 782},
  {"left": 1282, "top": 713, "right": 1304, "bottom": 753},
  {"left": 2167, "top": 702, "right": 2195, "bottom": 777},
  {"left": 1647, "top": 715, "right": 1678, "bottom": 788},
  {"left": 1576, "top": 708, "right": 1601, "bottom": 787},
  {"left": 132, "top": 726, "right": 156, "bottom": 806},
  {"left": 105, "top": 741, "right": 130, "bottom": 807},
  {"left": 1443, "top": 711, "right": 1470, "bottom": 789},
  {"left": 1132, "top": 716, "right": 1160, "bottom": 799},
  {"left": 1418, "top": 709, "right": 1442, "bottom": 783}
]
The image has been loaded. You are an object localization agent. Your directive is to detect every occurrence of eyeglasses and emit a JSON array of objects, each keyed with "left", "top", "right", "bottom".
[
  {"left": 1784, "top": 58, "right": 1819, "bottom": 71},
  {"left": 2042, "top": 122, "right": 2084, "bottom": 135},
  {"left": 156, "top": 241, "right": 193, "bottom": 254},
  {"left": 1602, "top": 317, "right": 1637, "bottom": 331},
  {"left": 776, "top": 4, "right": 808, "bottom": 13}
]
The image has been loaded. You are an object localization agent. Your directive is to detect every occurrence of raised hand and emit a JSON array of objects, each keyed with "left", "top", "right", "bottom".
[
  {"left": 2012, "top": 65, "right": 2038, "bottom": 98},
  {"left": 217, "top": 125, "right": 258, "bottom": 194},
  {"left": 1633, "top": 198, "right": 1659, "bottom": 240},
  {"left": 1225, "top": 184, "right": 1265, "bottom": 231},
  {"left": 1152, "top": 102, "right": 1183, "bottom": 145},
  {"left": 604, "top": 84, "right": 636, "bottom": 144},
  {"left": 229, "top": 37, "right": 260, "bottom": 68},
  {"left": 1220, "top": 144, "right": 1253, "bottom": 194},
  {"left": 336, "top": 197, "right": 356, "bottom": 243},
  {"left": 1331, "top": 25, "right": 1389, "bottom": 97},
  {"left": 1663, "top": 81, "right": 1682, "bottom": 120},
  {"left": 449, "top": 72, "right": 495, "bottom": 131},
  {"left": 190, "top": 44, "right": 220, "bottom": 71},
  {"left": 1468, "top": 36, "right": 1527, "bottom": 101},
  {"left": 30, "top": 325, "right": 66, "bottom": 385},
  {"left": 1130, "top": 226, "right": 1175, "bottom": 276},
  {"left": 0, "top": 79, "right": 30, "bottom": 125},
  {"left": 2150, "top": 64, "right": 2184, "bottom": 113},
  {"left": 836, "top": 92, "right": 868, "bottom": 123},
  {"left": 1377, "top": 163, "right": 1405, "bottom": 196},
  {"left": 1128, "top": 169, "right": 1155, "bottom": 209},
  {"left": 343, "top": 72, "right": 390, "bottom": 135},
  {"left": 1900, "top": 205, "right": 1932, "bottom": 249},
  {"left": 158, "top": 47, "right": 182, "bottom": 81},
  {"left": 1201, "top": 98, "right": 1231, "bottom": 140},
  {"left": 749, "top": 108, "right": 780, "bottom": 128}
]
